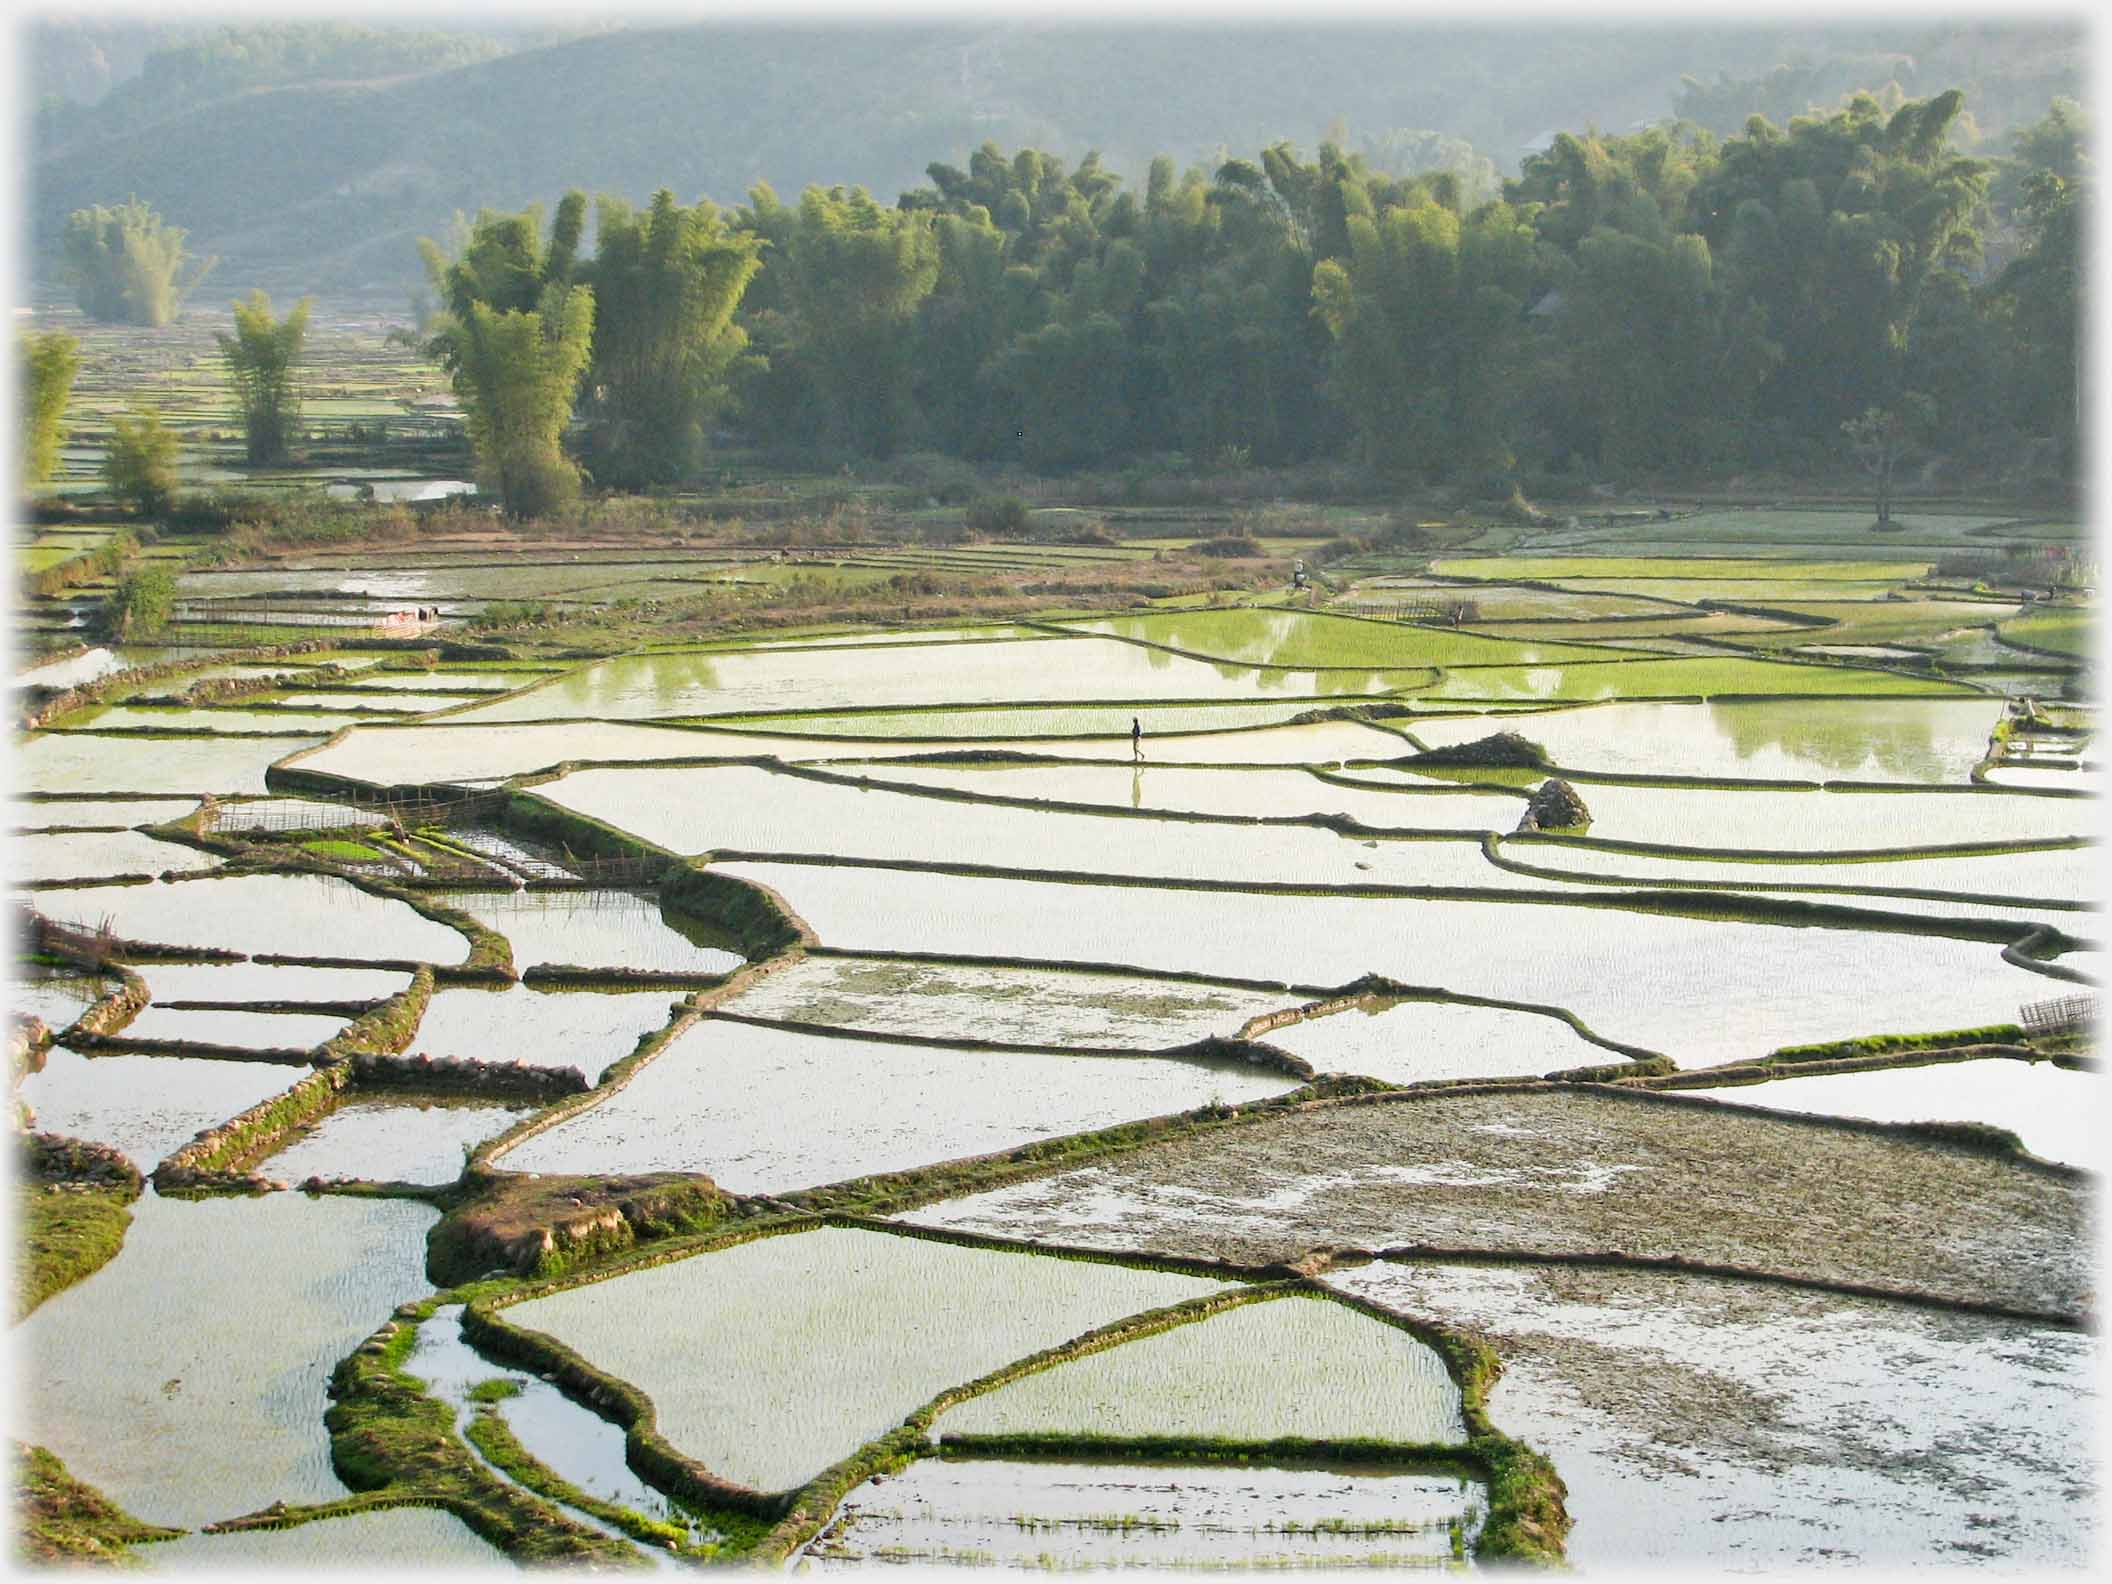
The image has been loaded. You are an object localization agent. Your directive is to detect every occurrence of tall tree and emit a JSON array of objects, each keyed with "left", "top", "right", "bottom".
[
  {"left": 61, "top": 197, "right": 215, "bottom": 326},
  {"left": 580, "top": 191, "right": 762, "bottom": 487},
  {"left": 1313, "top": 195, "right": 1543, "bottom": 479},
  {"left": 18, "top": 331, "right": 80, "bottom": 493},
  {"left": 421, "top": 196, "right": 595, "bottom": 516},
  {"left": 215, "top": 290, "right": 311, "bottom": 466},
  {"left": 103, "top": 406, "right": 180, "bottom": 516},
  {"left": 754, "top": 185, "right": 939, "bottom": 456}
]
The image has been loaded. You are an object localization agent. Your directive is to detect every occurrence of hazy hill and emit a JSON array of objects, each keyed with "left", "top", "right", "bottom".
[{"left": 27, "top": 19, "right": 2085, "bottom": 296}]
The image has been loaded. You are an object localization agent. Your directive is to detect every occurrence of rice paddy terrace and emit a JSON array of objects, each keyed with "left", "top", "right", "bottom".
[{"left": 10, "top": 461, "right": 2102, "bottom": 1571}]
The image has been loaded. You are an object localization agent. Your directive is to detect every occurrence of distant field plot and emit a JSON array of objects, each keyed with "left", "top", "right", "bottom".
[
  {"left": 1399, "top": 698, "right": 2006, "bottom": 784},
  {"left": 459, "top": 638, "right": 1431, "bottom": 722},
  {"left": 701, "top": 701, "right": 1393, "bottom": 742},
  {"left": 1340, "top": 583, "right": 1683, "bottom": 619},
  {"left": 1410, "top": 654, "right": 1973, "bottom": 702},
  {"left": 1058, "top": 607, "right": 1620, "bottom": 667},
  {"left": 503, "top": 1226, "right": 1229, "bottom": 1493},
  {"left": 1260, "top": 996, "right": 1611, "bottom": 1082},
  {"left": 1432, "top": 556, "right": 1937, "bottom": 583},
  {"left": 850, "top": 761, "right": 1523, "bottom": 828}
]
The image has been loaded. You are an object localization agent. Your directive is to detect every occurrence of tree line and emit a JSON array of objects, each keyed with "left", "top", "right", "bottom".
[
  {"left": 426, "top": 88, "right": 2082, "bottom": 512},
  {"left": 37, "top": 88, "right": 2085, "bottom": 517}
]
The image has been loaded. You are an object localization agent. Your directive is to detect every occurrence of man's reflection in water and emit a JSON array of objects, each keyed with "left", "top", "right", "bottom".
[{"left": 1131, "top": 762, "right": 1144, "bottom": 808}]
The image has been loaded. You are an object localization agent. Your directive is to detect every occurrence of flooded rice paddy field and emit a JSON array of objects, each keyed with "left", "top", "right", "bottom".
[
  {"left": 11, "top": 530, "right": 2097, "bottom": 1569},
  {"left": 498, "top": 1019, "right": 1295, "bottom": 1191},
  {"left": 33, "top": 873, "right": 470, "bottom": 962},
  {"left": 1258, "top": 997, "right": 1613, "bottom": 1081},
  {"left": 263, "top": 1094, "right": 533, "bottom": 1185},
  {"left": 15, "top": 1191, "right": 438, "bottom": 1528},
  {"left": 723, "top": 956, "right": 1294, "bottom": 1049},
  {"left": 505, "top": 1226, "right": 1229, "bottom": 1494},
  {"left": 14, "top": 828, "right": 220, "bottom": 883},
  {"left": 809, "top": 1455, "right": 1486, "bottom": 1569},
  {"left": 936, "top": 1291, "right": 1466, "bottom": 1444},
  {"left": 1327, "top": 1260, "right": 2095, "bottom": 1571},
  {"left": 408, "top": 984, "right": 681, "bottom": 1080},
  {"left": 139, "top": 1504, "right": 514, "bottom": 1572},
  {"left": 1674, "top": 1058, "right": 2101, "bottom": 1167},
  {"left": 17, "top": 1045, "right": 300, "bottom": 1170}
]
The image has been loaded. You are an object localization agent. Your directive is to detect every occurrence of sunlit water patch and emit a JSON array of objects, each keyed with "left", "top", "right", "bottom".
[
  {"left": 809, "top": 1455, "right": 1485, "bottom": 1570},
  {"left": 1675, "top": 1058, "right": 2100, "bottom": 1167},
  {"left": 1562, "top": 782, "right": 2089, "bottom": 851},
  {"left": 545, "top": 765, "right": 1514, "bottom": 889},
  {"left": 262, "top": 1094, "right": 530, "bottom": 1184},
  {"left": 1325, "top": 1260, "right": 2094, "bottom": 1571},
  {"left": 451, "top": 890, "right": 741, "bottom": 975},
  {"left": 499, "top": 1020, "right": 1293, "bottom": 1191},
  {"left": 17, "top": 1045, "right": 296, "bottom": 1169},
  {"left": 13, "top": 797, "right": 199, "bottom": 829},
  {"left": 459, "top": 639, "right": 1431, "bottom": 722},
  {"left": 1401, "top": 698, "right": 2006, "bottom": 784},
  {"left": 504, "top": 1225, "right": 1231, "bottom": 1494},
  {"left": 14, "top": 1190, "right": 438, "bottom": 1528},
  {"left": 85, "top": 706, "right": 376, "bottom": 735},
  {"left": 134, "top": 961, "right": 412, "bottom": 1004},
  {"left": 939, "top": 1291, "right": 1464, "bottom": 1444},
  {"left": 1260, "top": 998, "right": 1610, "bottom": 1081},
  {"left": 1501, "top": 838, "right": 2098, "bottom": 902},
  {"left": 17, "top": 732, "right": 325, "bottom": 795},
  {"left": 409, "top": 985, "right": 680, "bottom": 1081}
]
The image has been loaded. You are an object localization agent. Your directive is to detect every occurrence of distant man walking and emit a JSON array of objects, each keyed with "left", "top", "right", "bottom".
[{"left": 1132, "top": 716, "right": 1143, "bottom": 761}]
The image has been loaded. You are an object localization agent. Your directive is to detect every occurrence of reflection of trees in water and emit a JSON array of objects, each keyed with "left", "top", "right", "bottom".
[{"left": 1712, "top": 700, "right": 1954, "bottom": 778}]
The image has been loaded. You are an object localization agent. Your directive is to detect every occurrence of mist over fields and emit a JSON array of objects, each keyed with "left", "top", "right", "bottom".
[{"left": 25, "top": 17, "right": 2085, "bottom": 293}]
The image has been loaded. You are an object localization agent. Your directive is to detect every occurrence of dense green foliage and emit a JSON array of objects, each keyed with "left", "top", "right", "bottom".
[
  {"left": 17, "top": 330, "right": 79, "bottom": 491},
  {"left": 101, "top": 406, "right": 180, "bottom": 515},
  {"left": 373, "top": 86, "right": 2082, "bottom": 500},
  {"left": 60, "top": 195, "right": 212, "bottom": 325},
  {"left": 713, "top": 91, "right": 2080, "bottom": 485},
  {"left": 421, "top": 199, "right": 596, "bottom": 517},
  {"left": 216, "top": 289, "right": 311, "bottom": 465},
  {"left": 578, "top": 192, "right": 762, "bottom": 487},
  {"left": 102, "top": 562, "right": 178, "bottom": 637}
]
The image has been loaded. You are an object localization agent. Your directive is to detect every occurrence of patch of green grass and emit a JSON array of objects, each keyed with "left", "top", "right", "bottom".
[
  {"left": 16, "top": 1186, "right": 134, "bottom": 1321},
  {"left": 1998, "top": 608, "right": 2092, "bottom": 658},
  {"left": 301, "top": 838, "right": 386, "bottom": 861},
  {"left": 466, "top": 1377, "right": 524, "bottom": 1404},
  {"left": 13, "top": 1442, "right": 184, "bottom": 1564}
]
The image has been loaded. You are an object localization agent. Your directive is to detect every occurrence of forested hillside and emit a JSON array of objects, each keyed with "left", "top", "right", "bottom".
[{"left": 26, "top": 18, "right": 2083, "bottom": 292}]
